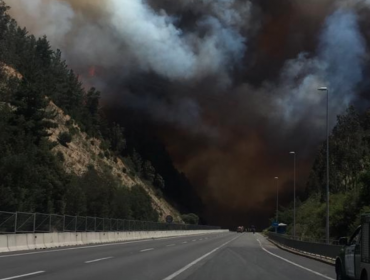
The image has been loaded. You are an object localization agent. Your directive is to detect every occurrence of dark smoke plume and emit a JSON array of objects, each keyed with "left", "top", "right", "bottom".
[{"left": 8, "top": 0, "right": 370, "bottom": 228}]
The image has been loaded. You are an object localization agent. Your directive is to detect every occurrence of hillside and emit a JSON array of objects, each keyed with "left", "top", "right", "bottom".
[
  {"left": 47, "top": 101, "right": 181, "bottom": 222},
  {"left": 0, "top": 2, "right": 187, "bottom": 224}
]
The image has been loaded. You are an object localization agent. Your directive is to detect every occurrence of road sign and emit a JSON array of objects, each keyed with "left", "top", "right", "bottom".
[
  {"left": 272, "top": 222, "right": 279, "bottom": 227},
  {"left": 166, "top": 215, "right": 173, "bottom": 224}
]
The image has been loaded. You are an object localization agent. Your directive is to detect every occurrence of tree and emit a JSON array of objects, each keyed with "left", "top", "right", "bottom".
[
  {"left": 107, "top": 123, "right": 126, "bottom": 155},
  {"left": 154, "top": 174, "right": 165, "bottom": 189},
  {"left": 58, "top": 132, "right": 72, "bottom": 147},
  {"left": 132, "top": 149, "right": 143, "bottom": 176},
  {"left": 130, "top": 185, "right": 158, "bottom": 221},
  {"left": 143, "top": 160, "right": 156, "bottom": 183},
  {"left": 181, "top": 213, "right": 199, "bottom": 225}
]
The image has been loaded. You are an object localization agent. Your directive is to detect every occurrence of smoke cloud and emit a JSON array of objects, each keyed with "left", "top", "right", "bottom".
[{"left": 7, "top": 0, "right": 370, "bottom": 228}]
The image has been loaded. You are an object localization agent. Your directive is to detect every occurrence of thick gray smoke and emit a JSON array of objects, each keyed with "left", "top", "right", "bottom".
[
  {"left": 272, "top": 8, "right": 367, "bottom": 135},
  {"left": 6, "top": 0, "right": 370, "bottom": 227},
  {"left": 9, "top": 0, "right": 250, "bottom": 85}
]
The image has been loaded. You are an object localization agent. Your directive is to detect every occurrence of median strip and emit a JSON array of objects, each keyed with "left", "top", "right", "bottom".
[
  {"left": 85, "top": 257, "right": 113, "bottom": 264},
  {"left": 0, "top": 271, "right": 45, "bottom": 280}
]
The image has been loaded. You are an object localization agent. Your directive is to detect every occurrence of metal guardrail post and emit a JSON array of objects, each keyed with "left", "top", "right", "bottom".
[
  {"left": 33, "top": 213, "right": 36, "bottom": 233},
  {"left": 14, "top": 212, "right": 17, "bottom": 233}
]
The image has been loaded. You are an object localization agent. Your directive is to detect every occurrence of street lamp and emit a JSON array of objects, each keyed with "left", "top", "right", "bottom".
[
  {"left": 318, "top": 86, "right": 330, "bottom": 244},
  {"left": 274, "top": 177, "right": 279, "bottom": 233},
  {"left": 290, "top": 151, "right": 296, "bottom": 239}
]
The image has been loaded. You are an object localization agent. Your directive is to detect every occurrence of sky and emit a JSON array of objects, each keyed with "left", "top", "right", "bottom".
[{"left": 7, "top": 0, "right": 370, "bottom": 228}]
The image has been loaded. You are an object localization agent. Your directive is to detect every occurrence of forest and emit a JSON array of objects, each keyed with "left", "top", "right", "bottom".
[
  {"left": 0, "top": 1, "right": 200, "bottom": 223},
  {"left": 275, "top": 106, "right": 370, "bottom": 240}
]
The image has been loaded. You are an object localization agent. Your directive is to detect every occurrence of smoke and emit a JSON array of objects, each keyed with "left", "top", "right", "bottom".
[{"left": 6, "top": 0, "right": 370, "bottom": 228}]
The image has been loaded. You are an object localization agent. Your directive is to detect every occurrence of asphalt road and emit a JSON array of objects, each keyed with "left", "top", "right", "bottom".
[{"left": 0, "top": 232, "right": 336, "bottom": 280}]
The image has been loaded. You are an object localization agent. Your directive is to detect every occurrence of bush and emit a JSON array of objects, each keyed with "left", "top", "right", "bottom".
[
  {"left": 181, "top": 213, "right": 199, "bottom": 225},
  {"left": 56, "top": 151, "right": 65, "bottom": 162},
  {"left": 155, "top": 188, "right": 163, "bottom": 198},
  {"left": 58, "top": 132, "right": 72, "bottom": 147}
]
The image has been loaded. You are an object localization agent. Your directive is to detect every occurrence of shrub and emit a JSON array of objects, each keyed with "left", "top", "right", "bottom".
[
  {"left": 58, "top": 132, "right": 72, "bottom": 147},
  {"left": 181, "top": 213, "right": 200, "bottom": 225}
]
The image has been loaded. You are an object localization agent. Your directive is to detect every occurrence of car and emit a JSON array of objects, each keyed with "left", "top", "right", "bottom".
[
  {"left": 237, "top": 226, "right": 244, "bottom": 233},
  {"left": 335, "top": 214, "right": 370, "bottom": 280}
]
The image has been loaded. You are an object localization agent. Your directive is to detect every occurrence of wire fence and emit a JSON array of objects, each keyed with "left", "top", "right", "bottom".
[{"left": 0, "top": 211, "right": 220, "bottom": 234}]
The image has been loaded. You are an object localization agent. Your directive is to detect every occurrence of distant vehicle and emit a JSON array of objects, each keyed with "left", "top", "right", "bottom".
[
  {"left": 237, "top": 226, "right": 244, "bottom": 233},
  {"left": 336, "top": 214, "right": 370, "bottom": 280},
  {"left": 251, "top": 225, "right": 256, "bottom": 234}
]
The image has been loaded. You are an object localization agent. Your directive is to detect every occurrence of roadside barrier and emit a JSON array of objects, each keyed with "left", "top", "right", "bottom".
[
  {"left": 267, "top": 232, "right": 342, "bottom": 260},
  {"left": 0, "top": 229, "right": 228, "bottom": 253},
  {"left": 0, "top": 235, "right": 8, "bottom": 252}
]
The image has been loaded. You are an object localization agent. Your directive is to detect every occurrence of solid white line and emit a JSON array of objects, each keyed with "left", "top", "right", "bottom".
[
  {"left": 166, "top": 244, "right": 176, "bottom": 247},
  {"left": 182, "top": 241, "right": 187, "bottom": 244},
  {"left": 256, "top": 239, "right": 334, "bottom": 280},
  {"left": 192, "top": 240, "right": 196, "bottom": 242},
  {"left": 162, "top": 235, "right": 241, "bottom": 280},
  {"left": 85, "top": 257, "right": 113, "bottom": 264},
  {"left": 0, "top": 233, "right": 222, "bottom": 259},
  {"left": 140, "top": 248, "right": 154, "bottom": 252},
  {"left": 0, "top": 271, "right": 45, "bottom": 280}
]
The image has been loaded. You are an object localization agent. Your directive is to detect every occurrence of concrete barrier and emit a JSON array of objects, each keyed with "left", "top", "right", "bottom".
[
  {"left": 1, "top": 230, "right": 229, "bottom": 253},
  {"left": 34, "top": 234, "right": 45, "bottom": 250},
  {"left": 44, "top": 233, "right": 57, "bottom": 248},
  {"left": 0, "top": 235, "right": 8, "bottom": 253},
  {"left": 26, "top": 234, "right": 36, "bottom": 250}
]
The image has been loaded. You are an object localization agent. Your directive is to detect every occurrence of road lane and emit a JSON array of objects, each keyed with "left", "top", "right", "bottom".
[
  {"left": 0, "top": 232, "right": 336, "bottom": 280},
  {"left": 0, "top": 232, "right": 232, "bottom": 280}
]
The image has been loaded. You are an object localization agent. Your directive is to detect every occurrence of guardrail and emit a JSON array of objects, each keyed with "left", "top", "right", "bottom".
[
  {"left": 267, "top": 232, "right": 342, "bottom": 259},
  {"left": 0, "top": 211, "right": 220, "bottom": 233}
]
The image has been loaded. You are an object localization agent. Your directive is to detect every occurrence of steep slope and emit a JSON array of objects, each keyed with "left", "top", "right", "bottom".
[
  {"left": 47, "top": 101, "right": 182, "bottom": 222},
  {"left": 1, "top": 62, "right": 181, "bottom": 223}
]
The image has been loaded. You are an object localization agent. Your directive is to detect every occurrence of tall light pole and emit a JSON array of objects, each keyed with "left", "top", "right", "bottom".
[
  {"left": 290, "top": 151, "right": 296, "bottom": 239},
  {"left": 275, "top": 177, "right": 279, "bottom": 233},
  {"left": 318, "top": 86, "right": 330, "bottom": 244}
]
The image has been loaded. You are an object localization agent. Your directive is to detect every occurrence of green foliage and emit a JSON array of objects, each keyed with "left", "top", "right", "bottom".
[
  {"left": 143, "top": 160, "right": 156, "bottom": 183},
  {"left": 0, "top": 4, "right": 159, "bottom": 222},
  {"left": 58, "top": 132, "right": 72, "bottom": 147},
  {"left": 181, "top": 213, "right": 199, "bottom": 225},
  {"left": 278, "top": 106, "right": 370, "bottom": 240},
  {"left": 154, "top": 174, "right": 165, "bottom": 189},
  {"left": 132, "top": 149, "right": 143, "bottom": 175}
]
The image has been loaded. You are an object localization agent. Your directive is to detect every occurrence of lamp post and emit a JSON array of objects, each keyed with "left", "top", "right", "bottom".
[
  {"left": 290, "top": 151, "right": 296, "bottom": 239},
  {"left": 318, "top": 86, "right": 330, "bottom": 244},
  {"left": 275, "top": 177, "right": 279, "bottom": 233}
]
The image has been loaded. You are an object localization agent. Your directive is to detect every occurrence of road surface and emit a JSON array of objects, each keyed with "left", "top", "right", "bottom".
[{"left": 0, "top": 232, "right": 335, "bottom": 280}]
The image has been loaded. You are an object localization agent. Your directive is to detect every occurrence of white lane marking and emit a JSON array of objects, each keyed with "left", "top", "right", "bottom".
[
  {"left": 182, "top": 241, "right": 187, "bottom": 244},
  {"left": 199, "top": 239, "right": 203, "bottom": 241},
  {"left": 0, "top": 233, "right": 225, "bottom": 259},
  {"left": 162, "top": 235, "right": 241, "bottom": 280},
  {"left": 166, "top": 244, "right": 176, "bottom": 247},
  {"left": 256, "top": 239, "right": 334, "bottom": 280},
  {"left": 0, "top": 271, "right": 45, "bottom": 280},
  {"left": 85, "top": 257, "right": 113, "bottom": 264},
  {"left": 192, "top": 240, "right": 196, "bottom": 242},
  {"left": 140, "top": 248, "right": 154, "bottom": 252}
]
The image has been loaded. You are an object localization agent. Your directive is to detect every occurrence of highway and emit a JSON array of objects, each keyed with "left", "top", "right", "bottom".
[{"left": 0, "top": 232, "right": 335, "bottom": 280}]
